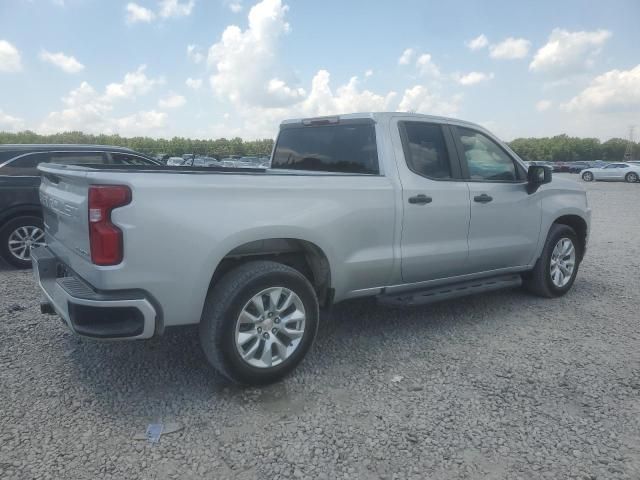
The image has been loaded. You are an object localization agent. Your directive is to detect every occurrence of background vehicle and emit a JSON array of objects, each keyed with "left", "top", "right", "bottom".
[
  {"left": 581, "top": 162, "right": 640, "bottom": 183},
  {"left": 166, "top": 156, "right": 186, "bottom": 166},
  {"left": 552, "top": 162, "right": 570, "bottom": 173},
  {"left": 0, "top": 144, "right": 159, "bottom": 268},
  {"left": 568, "top": 161, "right": 592, "bottom": 173},
  {"left": 33, "top": 113, "right": 590, "bottom": 385}
]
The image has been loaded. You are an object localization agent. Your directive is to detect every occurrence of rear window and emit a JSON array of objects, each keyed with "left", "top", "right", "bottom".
[
  {"left": 50, "top": 152, "right": 106, "bottom": 164},
  {"left": 111, "top": 153, "right": 157, "bottom": 165},
  {"left": 271, "top": 123, "right": 379, "bottom": 174}
]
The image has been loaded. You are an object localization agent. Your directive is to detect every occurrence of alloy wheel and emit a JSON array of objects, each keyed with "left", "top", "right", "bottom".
[
  {"left": 550, "top": 238, "right": 576, "bottom": 288},
  {"left": 234, "top": 287, "right": 306, "bottom": 368},
  {"left": 8, "top": 225, "right": 45, "bottom": 261}
]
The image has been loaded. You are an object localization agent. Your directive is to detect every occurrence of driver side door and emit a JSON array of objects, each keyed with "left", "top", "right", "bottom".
[{"left": 451, "top": 126, "right": 542, "bottom": 272}]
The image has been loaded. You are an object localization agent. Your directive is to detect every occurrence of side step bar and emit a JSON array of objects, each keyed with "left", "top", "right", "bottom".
[{"left": 378, "top": 274, "right": 522, "bottom": 307}]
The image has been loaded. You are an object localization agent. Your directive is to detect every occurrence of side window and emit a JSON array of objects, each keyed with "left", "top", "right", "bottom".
[
  {"left": 111, "top": 153, "right": 156, "bottom": 165},
  {"left": 455, "top": 127, "right": 518, "bottom": 182},
  {"left": 0, "top": 152, "right": 48, "bottom": 176},
  {"left": 400, "top": 122, "right": 452, "bottom": 179},
  {"left": 271, "top": 123, "right": 379, "bottom": 174},
  {"left": 49, "top": 152, "right": 106, "bottom": 165}
]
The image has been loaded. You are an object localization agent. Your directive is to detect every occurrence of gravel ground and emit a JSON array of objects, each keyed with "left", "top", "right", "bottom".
[{"left": 1, "top": 174, "right": 639, "bottom": 480}]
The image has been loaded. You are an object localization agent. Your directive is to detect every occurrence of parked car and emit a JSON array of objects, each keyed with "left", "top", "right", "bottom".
[
  {"left": 581, "top": 162, "right": 640, "bottom": 183},
  {"left": 166, "top": 157, "right": 186, "bottom": 166},
  {"left": 32, "top": 113, "right": 590, "bottom": 385},
  {"left": 568, "top": 161, "right": 592, "bottom": 173},
  {"left": 0, "top": 144, "right": 159, "bottom": 268},
  {"left": 552, "top": 162, "right": 570, "bottom": 173}
]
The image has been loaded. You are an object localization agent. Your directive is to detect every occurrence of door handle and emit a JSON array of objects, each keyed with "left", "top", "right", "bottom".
[
  {"left": 408, "top": 194, "right": 432, "bottom": 205},
  {"left": 474, "top": 194, "right": 493, "bottom": 203}
]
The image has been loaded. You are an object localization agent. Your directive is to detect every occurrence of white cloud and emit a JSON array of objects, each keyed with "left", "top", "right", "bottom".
[
  {"left": 535, "top": 99, "right": 553, "bottom": 112},
  {"left": 185, "top": 77, "right": 203, "bottom": 89},
  {"left": 416, "top": 53, "right": 440, "bottom": 77},
  {"left": 267, "top": 78, "right": 306, "bottom": 104},
  {"left": 158, "top": 92, "right": 186, "bottom": 108},
  {"left": 104, "top": 65, "right": 163, "bottom": 101},
  {"left": 561, "top": 64, "right": 640, "bottom": 112},
  {"left": 300, "top": 71, "right": 396, "bottom": 116},
  {"left": 398, "top": 85, "right": 460, "bottom": 116},
  {"left": 364, "top": 69, "right": 373, "bottom": 78},
  {"left": 114, "top": 110, "right": 168, "bottom": 135},
  {"left": 0, "top": 109, "right": 25, "bottom": 131},
  {"left": 159, "top": 0, "right": 195, "bottom": 18},
  {"left": 125, "top": 3, "right": 156, "bottom": 24},
  {"left": 208, "top": 0, "right": 300, "bottom": 107},
  {"left": 466, "top": 34, "right": 488, "bottom": 51},
  {"left": 0, "top": 40, "right": 22, "bottom": 73},
  {"left": 529, "top": 29, "right": 612, "bottom": 76},
  {"left": 40, "top": 66, "right": 166, "bottom": 135},
  {"left": 398, "top": 48, "right": 415, "bottom": 65},
  {"left": 227, "top": 1, "right": 242, "bottom": 12},
  {"left": 489, "top": 37, "right": 531, "bottom": 60},
  {"left": 39, "top": 50, "right": 84, "bottom": 74},
  {"left": 187, "top": 44, "right": 204, "bottom": 64},
  {"left": 455, "top": 71, "right": 494, "bottom": 86}
]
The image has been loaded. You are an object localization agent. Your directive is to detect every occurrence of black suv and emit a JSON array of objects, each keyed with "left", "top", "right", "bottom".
[{"left": 0, "top": 144, "right": 159, "bottom": 268}]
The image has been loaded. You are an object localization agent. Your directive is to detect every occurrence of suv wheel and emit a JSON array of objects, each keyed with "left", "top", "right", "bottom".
[
  {"left": 0, "top": 216, "right": 45, "bottom": 269},
  {"left": 582, "top": 171, "right": 594, "bottom": 182},
  {"left": 524, "top": 224, "right": 581, "bottom": 298},
  {"left": 199, "top": 261, "right": 319, "bottom": 385},
  {"left": 625, "top": 172, "right": 639, "bottom": 183}
]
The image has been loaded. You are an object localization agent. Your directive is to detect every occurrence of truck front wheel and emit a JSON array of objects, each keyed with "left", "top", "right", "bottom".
[
  {"left": 199, "top": 261, "right": 319, "bottom": 385},
  {"left": 523, "top": 224, "right": 581, "bottom": 298}
]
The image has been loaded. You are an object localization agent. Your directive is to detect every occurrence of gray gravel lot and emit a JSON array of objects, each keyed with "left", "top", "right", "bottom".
[{"left": 1, "top": 174, "right": 639, "bottom": 480}]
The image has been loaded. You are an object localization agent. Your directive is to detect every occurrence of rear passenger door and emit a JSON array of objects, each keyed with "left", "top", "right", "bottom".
[
  {"left": 451, "top": 126, "right": 542, "bottom": 272},
  {"left": 393, "top": 119, "right": 471, "bottom": 283}
]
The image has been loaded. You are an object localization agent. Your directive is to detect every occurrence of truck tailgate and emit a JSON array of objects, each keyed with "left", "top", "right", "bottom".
[{"left": 39, "top": 167, "right": 92, "bottom": 266}]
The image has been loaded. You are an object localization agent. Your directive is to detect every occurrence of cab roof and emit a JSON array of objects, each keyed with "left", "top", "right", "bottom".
[{"left": 0, "top": 144, "right": 137, "bottom": 153}]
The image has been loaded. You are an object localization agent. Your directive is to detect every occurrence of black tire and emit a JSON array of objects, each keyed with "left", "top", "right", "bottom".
[
  {"left": 199, "top": 261, "right": 319, "bottom": 385},
  {"left": 523, "top": 224, "right": 581, "bottom": 298},
  {"left": 0, "top": 216, "right": 44, "bottom": 269},
  {"left": 625, "top": 172, "right": 639, "bottom": 183},
  {"left": 582, "top": 172, "right": 594, "bottom": 182}
]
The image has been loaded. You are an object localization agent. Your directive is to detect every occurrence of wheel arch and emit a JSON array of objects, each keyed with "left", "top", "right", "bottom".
[
  {"left": 0, "top": 204, "right": 43, "bottom": 229},
  {"left": 552, "top": 214, "right": 588, "bottom": 260},
  {"left": 207, "top": 238, "right": 333, "bottom": 307}
]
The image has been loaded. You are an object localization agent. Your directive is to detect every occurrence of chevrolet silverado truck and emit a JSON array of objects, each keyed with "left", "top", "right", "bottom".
[{"left": 32, "top": 113, "right": 591, "bottom": 385}]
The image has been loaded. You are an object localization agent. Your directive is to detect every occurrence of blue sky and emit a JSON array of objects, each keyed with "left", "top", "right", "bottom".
[{"left": 0, "top": 0, "right": 639, "bottom": 140}]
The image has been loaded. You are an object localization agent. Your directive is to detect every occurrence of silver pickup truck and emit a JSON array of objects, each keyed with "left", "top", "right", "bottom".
[{"left": 32, "top": 112, "right": 591, "bottom": 385}]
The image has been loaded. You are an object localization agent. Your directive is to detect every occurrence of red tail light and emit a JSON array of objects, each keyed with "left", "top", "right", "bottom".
[{"left": 88, "top": 185, "right": 131, "bottom": 266}]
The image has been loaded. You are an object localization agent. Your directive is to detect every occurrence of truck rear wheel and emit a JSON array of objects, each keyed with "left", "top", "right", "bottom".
[
  {"left": 199, "top": 261, "right": 319, "bottom": 385},
  {"left": 523, "top": 224, "right": 581, "bottom": 298}
]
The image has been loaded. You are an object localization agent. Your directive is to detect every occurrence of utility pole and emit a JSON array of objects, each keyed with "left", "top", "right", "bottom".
[{"left": 624, "top": 126, "right": 635, "bottom": 160}]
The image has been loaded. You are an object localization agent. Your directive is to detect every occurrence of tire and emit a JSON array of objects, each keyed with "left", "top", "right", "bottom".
[
  {"left": 625, "top": 172, "right": 639, "bottom": 183},
  {"left": 523, "top": 224, "right": 581, "bottom": 298},
  {"left": 199, "top": 260, "right": 319, "bottom": 385},
  {"left": 582, "top": 171, "right": 594, "bottom": 182},
  {"left": 0, "top": 216, "right": 45, "bottom": 269}
]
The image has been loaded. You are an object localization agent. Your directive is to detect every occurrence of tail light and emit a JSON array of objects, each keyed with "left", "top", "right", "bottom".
[{"left": 88, "top": 185, "right": 131, "bottom": 266}]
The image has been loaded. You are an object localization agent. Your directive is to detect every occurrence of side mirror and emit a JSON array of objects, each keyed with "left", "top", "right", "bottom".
[{"left": 527, "top": 165, "right": 552, "bottom": 193}]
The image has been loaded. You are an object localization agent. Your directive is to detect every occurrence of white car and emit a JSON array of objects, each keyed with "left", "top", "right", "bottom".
[{"left": 581, "top": 162, "right": 640, "bottom": 183}]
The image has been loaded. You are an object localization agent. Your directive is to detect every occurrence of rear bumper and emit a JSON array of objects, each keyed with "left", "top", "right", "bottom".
[{"left": 31, "top": 246, "right": 158, "bottom": 340}]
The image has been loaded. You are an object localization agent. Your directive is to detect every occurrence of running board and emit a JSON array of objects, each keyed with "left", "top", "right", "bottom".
[{"left": 378, "top": 274, "right": 522, "bottom": 307}]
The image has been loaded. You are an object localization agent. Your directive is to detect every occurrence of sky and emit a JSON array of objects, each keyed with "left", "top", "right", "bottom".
[{"left": 0, "top": 0, "right": 639, "bottom": 141}]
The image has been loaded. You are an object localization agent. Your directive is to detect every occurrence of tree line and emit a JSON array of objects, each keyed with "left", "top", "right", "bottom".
[
  {"left": 0, "top": 131, "right": 274, "bottom": 158},
  {"left": 1, "top": 130, "right": 637, "bottom": 162},
  {"left": 508, "top": 135, "right": 637, "bottom": 163}
]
